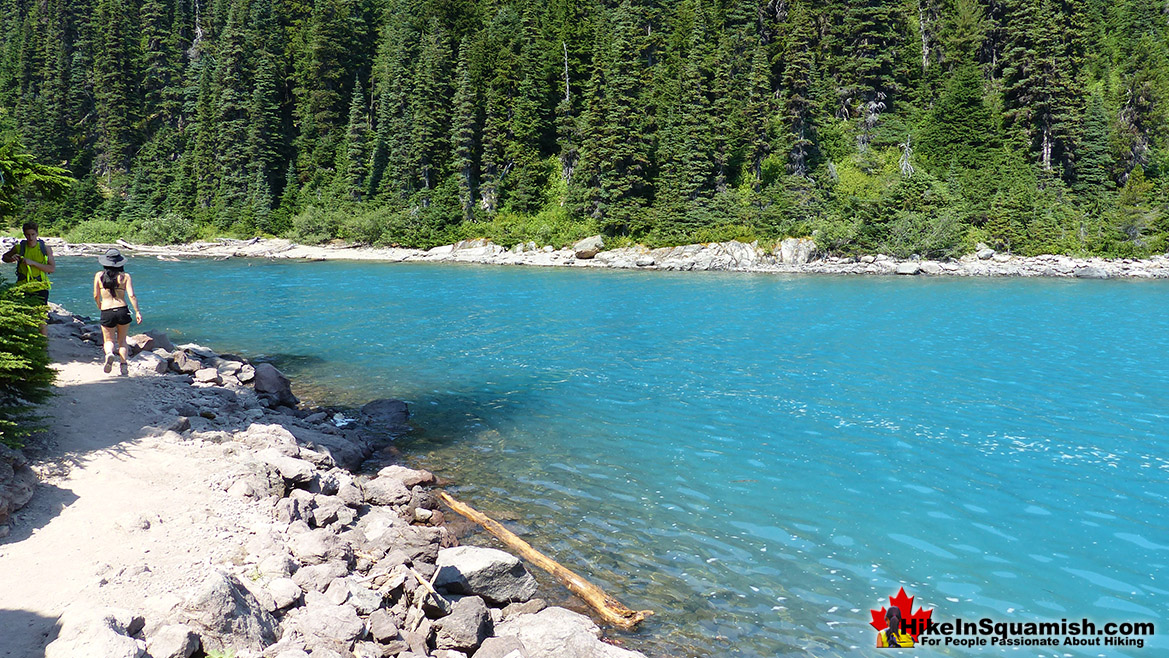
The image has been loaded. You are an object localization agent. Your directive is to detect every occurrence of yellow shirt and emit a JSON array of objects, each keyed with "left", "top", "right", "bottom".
[
  {"left": 16, "top": 239, "right": 50, "bottom": 287},
  {"left": 877, "top": 631, "right": 915, "bottom": 647}
]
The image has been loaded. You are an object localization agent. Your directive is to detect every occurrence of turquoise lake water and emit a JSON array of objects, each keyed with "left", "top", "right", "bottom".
[{"left": 48, "top": 257, "right": 1167, "bottom": 657}]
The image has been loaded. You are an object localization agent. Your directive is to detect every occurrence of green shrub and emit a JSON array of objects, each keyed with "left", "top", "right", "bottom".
[
  {"left": 290, "top": 205, "right": 340, "bottom": 244},
  {"left": 136, "top": 211, "right": 198, "bottom": 245},
  {"left": 0, "top": 279, "right": 53, "bottom": 449},
  {"left": 63, "top": 219, "right": 127, "bottom": 244}
]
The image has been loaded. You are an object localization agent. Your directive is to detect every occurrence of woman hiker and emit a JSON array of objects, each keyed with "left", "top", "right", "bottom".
[{"left": 92, "top": 248, "right": 142, "bottom": 375}]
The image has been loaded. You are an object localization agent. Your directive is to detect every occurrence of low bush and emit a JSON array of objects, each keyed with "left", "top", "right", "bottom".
[{"left": 0, "top": 279, "right": 53, "bottom": 449}]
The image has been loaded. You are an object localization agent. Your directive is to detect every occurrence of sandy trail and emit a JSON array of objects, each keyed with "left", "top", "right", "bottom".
[{"left": 0, "top": 326, "right": 256, "bottom": 657}]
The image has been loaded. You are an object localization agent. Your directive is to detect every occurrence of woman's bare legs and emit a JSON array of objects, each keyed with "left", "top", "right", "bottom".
[
  {"left": 116, "top": 323, "right": 130, "bottom": 375},
  {"left": 100, "top": 324, "right": 117, "bottom": 372}
]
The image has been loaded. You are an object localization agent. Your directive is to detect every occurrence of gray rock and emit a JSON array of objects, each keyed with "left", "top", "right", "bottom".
[
  {"left": 376, "top": 464, "right": 435, "bottom": 488},
  {"left": 237, "top": 363, "right": 256, "bottom": 383},
  {"left": 45, "top": 607, "right": 146, "bottom": 658},
  {"left": 1075, "top": 266, "right": 1110, "bottom": 279},
  {"left": 360, "top": 398, "right": 410, "bottom": 430},
  {"left": 275, "top": 492, "right": 313, "bottom": 524},
  {"left": 433, "top": 651, "right": 469, "bottom": 658},
  {"left": 194, "top": 367, "right": 222, "bottom": 384},
  {"left": 126, "top": 333, "right": 154, "bottom": 353},
  {"left": 287, "top": 602, "right": 365, "bottom": 644},
  {"left": 776, "top": 237, "right": 816, "bottom": 264},
  {"left": 289, "top": 528, "right": 353, "bottom": 565},
  {"left": 170, "top": 351, "right": 203, "bottom": 374},
  {"left": 312, "top": 495, "right": 354, "bottom": 528},
  {"left": 895, "top": 262, "right": 921, "bottom": 275},
  {"left": 368, "top": 609, "right": 401, "bottom": 643},
  {"left": 360, "top": 510, "right": 441, "bottom": 563},
  {"left": 258, "top": 553, "right": 298, "bottom": 579},
  {"left": 144, "top": 329, "right": 177, "bottom": 352},
  {"left": 502, "top": 599, "right": 547, "bottom": 621},
  {"left": 268, "top": 578, "right": 303, "bottom": 610},
  {"left": 293, "top": 561, "right": 350, "bottom": 593},
  {"left": 363, "top": 475, "right": 412, "bottom": 506},
  {"left": 130, "top": 350, "right": 170, "bottom": 374},
  {"left": 634, "top": 255, "right": 655, "bottom": 267},
  {"left": 346, "top": 581, "right": 384, "bottom": 616},
  {"left": 256, "top": 448, "right": 317, "bottom": 485},
  {"left": 145, "top": 624, "right": 199, "bottom": 658},
  {"left": 494, "top": 607, "right": 646, "bottom": 658},
  {"left": 253, "top": 363, "right": 299, "bottom": 407},
  {"left": 434, "top": 596, "right": 491, "bottom": 652},
  {"left": 285, "top": 425, "right": 368, "bottom": 471},
  {"left": 573, "top": 235, "right": 604, "bottom": 259},
  {"left": 180, "top": 571, "right": 278, "bottom": 652},
  {"left": 977, "top": 247, "right": 996, "bottom": 260},
  {"left": 434, "top": 546, "right": 538, "bottom": 605},
  {"left": 0, "top": 445, "right": 37, "bottom": 524},
  {"left": 474, "top": 636, "right": 531, "bottom": 658}
]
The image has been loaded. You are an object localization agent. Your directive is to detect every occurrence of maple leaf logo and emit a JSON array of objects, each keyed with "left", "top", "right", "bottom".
[{"left": 869, "top": 587, "right": 933, "bottom": 641}]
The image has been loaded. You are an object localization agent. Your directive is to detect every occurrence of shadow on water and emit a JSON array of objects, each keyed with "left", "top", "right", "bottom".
[{"left": 0, "top": 608, "right": 58, "bottom": 658}]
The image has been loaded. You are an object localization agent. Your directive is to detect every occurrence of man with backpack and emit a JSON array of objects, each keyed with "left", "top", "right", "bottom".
[{"left": 3, "top": 221, "right": 56, "bottom": 335}]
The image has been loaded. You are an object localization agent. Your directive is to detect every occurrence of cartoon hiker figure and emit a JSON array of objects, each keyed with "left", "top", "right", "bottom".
[{"left": 877, "top": 605, "right": 914, "bottom": 648}]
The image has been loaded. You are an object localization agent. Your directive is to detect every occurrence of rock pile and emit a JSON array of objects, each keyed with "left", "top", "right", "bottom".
[{"left": 24, "top": 307, "right": 647, "bottom": 658}]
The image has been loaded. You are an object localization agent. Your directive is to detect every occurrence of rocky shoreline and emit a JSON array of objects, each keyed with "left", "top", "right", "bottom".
[
  {"left": 30, "top": 235, "right": 1169, "bottom": 279},
  {"left": 0, "top": 305, "right": 648, "bottom": 658}
]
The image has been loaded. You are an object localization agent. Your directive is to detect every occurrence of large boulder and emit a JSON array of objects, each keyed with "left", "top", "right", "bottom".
[
  {"left": 170, "top": 351, "right": 203, "bottom": 374},
  {"left": 285, "top": 425, "right": 369, "bottom": 471},
  {"left": 144, "top": 624, "right": 200, "bottom": 658},
  {"left": 144, "top": 329, "right": 177, "bottom": 352},
  {"left": 0, "top": 445, "right": 37, "bottom": 525},
  {"left": 253, "top": 363, "right": 299, "bottom": 407},
  {"left": 776, "top": 237, "right": 817, "bottom": 265},
  {"left": 130, "top": 350, "right": 169, "bottom": 374},
  {"left": 434, "top": 596, "right": 492, "bottom": 652},
  {"left": 45, "top": 607, "right": 146, "bottom": 658},
  {"left": 289, "top": 528, "right": 354, "bottom": 565},
  {"left": 573, "top": 236, "right": 604, "bottom": 260},
  {"left": 362, "top": 475, "right": 412, "bottom": 506},
  {"left": 494, "top": 607, "right": 646, "bottom": 658},
  {"left": 179, "top": 571, "right": 278, "bottom": 653},
  {"left": 255, "top": 448, "right": 316, "bottom": 485},
  {"left": 360, "top": 398, "right": 410, "bottom": 431},
  {"left": 283, "top": 602, "right": 365, "bottom": 645},
  {"left": 376, "top": 464, "right": 435, "bottom": 488},
  {"left": 1075, "top": 266, "right": 1110, "bottom": 279},
  {"left": 434, "top": 546, "right": 538, "bottom": 605}
]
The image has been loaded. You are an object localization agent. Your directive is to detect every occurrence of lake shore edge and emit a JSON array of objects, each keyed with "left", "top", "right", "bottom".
[
  {"left": 37, "top": 235, "right": 1169, "bottom": 279},
  {"left": 0, "top": 304, "right": 650, "bottom": 658}
]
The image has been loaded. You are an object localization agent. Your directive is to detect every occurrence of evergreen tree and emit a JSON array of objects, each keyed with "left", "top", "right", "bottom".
[
  {"left": 341, "top": 78, "right": 369, "bottom": 201},
  {"left": 92, "top": 0, "right": 138, "bottom": 176}
]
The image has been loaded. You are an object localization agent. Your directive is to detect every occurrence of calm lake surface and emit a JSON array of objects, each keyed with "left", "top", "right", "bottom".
[{"left": 51, "top": 257, "right": 1168, "bottom": 657}]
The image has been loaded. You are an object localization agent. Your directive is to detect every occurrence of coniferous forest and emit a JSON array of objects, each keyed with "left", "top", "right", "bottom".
[{"left": 2, "top": 0, "right": 1168, "bottom": 257}]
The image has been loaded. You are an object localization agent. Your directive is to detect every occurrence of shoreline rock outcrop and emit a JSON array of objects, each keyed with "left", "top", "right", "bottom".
[
  {"left": 8, "top": 305, "right": 649, "bottom": 658},
  {"left": 38, "top": 235, "right": 1169, "bottom": 279}
]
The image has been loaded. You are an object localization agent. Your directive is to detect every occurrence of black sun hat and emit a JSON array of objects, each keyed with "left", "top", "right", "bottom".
[{"left": 98, "top": 248, "right": 126, "bottom": 267}]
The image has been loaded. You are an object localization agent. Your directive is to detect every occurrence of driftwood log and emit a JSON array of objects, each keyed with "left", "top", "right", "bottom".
[{"left": 438, "top": 491, "right": 652, "bottom": 630}]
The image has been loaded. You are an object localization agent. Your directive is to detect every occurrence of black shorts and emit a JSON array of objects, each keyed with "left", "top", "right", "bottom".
[{"left": 100, "top": 306, "right": 132, "bottom": 328}]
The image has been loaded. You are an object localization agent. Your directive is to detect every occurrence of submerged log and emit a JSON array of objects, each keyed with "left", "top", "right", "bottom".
[{"left": 438, "top": 491, "right": 652, "bottom": 630}]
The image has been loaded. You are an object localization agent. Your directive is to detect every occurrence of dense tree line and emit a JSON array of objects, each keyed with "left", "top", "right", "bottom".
[{"left": 2, "top": 0, "right": 1168, "bottom": 256}]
